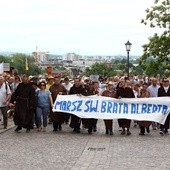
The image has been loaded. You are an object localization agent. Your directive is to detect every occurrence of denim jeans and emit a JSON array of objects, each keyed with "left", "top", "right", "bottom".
[{"left": 36, "top": 106, "right": 49, "bottom": 127}]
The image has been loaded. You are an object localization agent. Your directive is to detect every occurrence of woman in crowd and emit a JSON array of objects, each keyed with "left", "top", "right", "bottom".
[
  {"left": 138, "top": 82, "right": 152, "bottom": 135},
  {"left": 36, "top": 82, "right": 53, "bottom": 132},
  {"left": 102, "top": 81, "right": 116, "bottom": 135}
]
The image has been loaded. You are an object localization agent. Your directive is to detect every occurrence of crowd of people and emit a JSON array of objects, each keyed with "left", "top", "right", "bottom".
[{"left": 0, "top": 72, "right": 170, "bottom": 136}]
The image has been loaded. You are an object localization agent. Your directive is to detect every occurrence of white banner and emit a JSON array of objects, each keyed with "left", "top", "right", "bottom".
[
  {"left": 0, "top": 63, "right": 3, "bottom": 74},
  {"left": 53, "top": 95, "right": 170, "bottom": 124}
]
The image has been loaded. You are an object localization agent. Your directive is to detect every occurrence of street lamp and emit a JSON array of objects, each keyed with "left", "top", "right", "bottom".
[{"left": 125, "top": 40, "right": 132, "bottom": 79}]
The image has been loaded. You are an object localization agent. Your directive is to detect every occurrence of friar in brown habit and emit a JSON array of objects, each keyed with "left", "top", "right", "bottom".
[
  {"left": 49, "top": 75, "right": 67, "bottom": 132},
  {"left": 9, "top": 75, "right": 36, "bottom": 133}
]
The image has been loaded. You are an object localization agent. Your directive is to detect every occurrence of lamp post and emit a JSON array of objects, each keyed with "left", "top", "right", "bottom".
[{"left": 125, "top": 40, "right": 132, "bottom": 79}]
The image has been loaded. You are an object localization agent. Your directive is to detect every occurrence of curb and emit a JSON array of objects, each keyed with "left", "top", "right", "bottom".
[{"left": 0, "top": 122, "right": 15, "bottom": 134}]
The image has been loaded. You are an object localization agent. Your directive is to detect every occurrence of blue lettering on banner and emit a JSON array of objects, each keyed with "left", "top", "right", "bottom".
[
  {"left": 118, "top": 103, "right": 123, "bottom": 113},
  {"left": 131, "top": 104, "right": 136, "bottom": 114},
  {"left": 141, "top": 104, "right": 147, "bottom": 113},
  {"left": 147, "top": 104, "right": 152, "bottom": 113},
  {"left": 152, "top": 104, "right": 157, "bottom": 113},
  {"left": 90, "top": 100, "right": 99, "bottom": 112},
  {"left": 84, "top": 100, "right": 90, "bottom": 112},
  {"left": 54, "top": 101, "right": 62, "bottom": 110},
  {"left": 107, "top": 102, "right": 112, "bottom": 113},
  {"left": 101, "top": 101, "right": 107, "bottom": 113},
  {"left": 113, "top": 102, "right": 118, "bottom": 113},
  {"left": 84, "top": 100, "right": 99, "bottom": 112},
  {"left": 162, "top": 105, "right": 168, "bottom": 115},
  {"left": 53, "top": 99, "right": 169, "bottom": 116},
  {"left": 123, "top": 103, "right": 128, "bottom": 114}
]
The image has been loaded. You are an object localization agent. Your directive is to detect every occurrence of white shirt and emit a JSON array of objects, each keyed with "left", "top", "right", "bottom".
[
  {"left": 62, "top": 82, "right": 73, "bottom": 93},
  {"left": 163, "top": 86, "right": 169, "bottom": 93},
  {"left": 147, "top": 85, "right": 160, "bottom": 97},
  {"left": 0, "top": 83, "right": 11, "bottom": 107}
]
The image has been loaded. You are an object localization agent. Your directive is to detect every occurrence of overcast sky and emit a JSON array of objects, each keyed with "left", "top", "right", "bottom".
[{"left": 0, "top": 0, "right": 162, "bottom": 56}]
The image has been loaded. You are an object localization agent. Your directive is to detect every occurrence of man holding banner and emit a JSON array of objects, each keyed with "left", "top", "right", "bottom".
[
  {"left": 49, "top": 75, "right": 67, "bottom": 132},
  {"left": 69, "top": 78, "right": 84, "bottom": 133},
  {"left": 116, "top": 79, "right": 135, "bottom": 135},
  {"left": 158, "top": 78, "right": 170, "bottom": 135}
]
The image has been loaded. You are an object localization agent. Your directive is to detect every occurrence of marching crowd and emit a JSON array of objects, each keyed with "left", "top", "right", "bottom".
[{"left": 0, "top": 73, "right": 170, "bottom": 136}]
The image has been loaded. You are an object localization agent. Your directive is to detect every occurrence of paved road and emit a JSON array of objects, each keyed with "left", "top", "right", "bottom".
[{"left": 0, "top": 120, "right": 170, "bottom": 170}]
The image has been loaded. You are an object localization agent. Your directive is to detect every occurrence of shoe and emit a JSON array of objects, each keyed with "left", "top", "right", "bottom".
[
  {"left": 139, "top": 132, "right": 145, "bottom": 136},
  {"left": 4, "top": 125, "right": 7, "bottom": 129},
  {"left": 26, "top": 129, "right": 30, "bottom": 133},
  {"left": 15, "top": 126, "right": 22, "bottom": 132},
  {"left": 153, "top": 127, "right": 157, "bottom": 130},
  {"left": 106, "top": 129, "right": 109, "bottom": 135},
  {"left": 53, "top": 129, "right": 58, "bottom": 132},
  {"left": 37, "top": 126, "right": 42, "bottom": 132},
  {"left": 121, "top": 131, "right": 125, "bottom": 135},
  {"left": 42, "top": 127, "right": 47, "bottom": 132},
  {"left": 127, "top": 131, "right": 131, "bottom": 136},
  {"left": 146, "top": 128, "right": 150, "bottom": 133},
  {"left": 93, "top": 126, "right": 97, "bottom": 132},
  {"left": 59, "top": 125, "right": 62, "bottom": 131},
  {"left": 159, "top": 130, "right": 164, "bottom": 135},
  {"left": 73, "top": 129, "right": 80, "bottom": 133},
  {"left": 88, "top": 129, "right": 92, "bottom": 135},
  {"left": 110, "top": 130, "right": 113, "bottom": 135}
]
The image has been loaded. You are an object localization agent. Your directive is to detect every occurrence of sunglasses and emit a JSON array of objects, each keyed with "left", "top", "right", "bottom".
[{"left": 40, "top": 84, "right": 46, "bottom": 86}]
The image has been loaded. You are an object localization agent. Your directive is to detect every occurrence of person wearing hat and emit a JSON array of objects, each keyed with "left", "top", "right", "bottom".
[{"left": 46, "top": 76, "right": 54, "bottom": 90}]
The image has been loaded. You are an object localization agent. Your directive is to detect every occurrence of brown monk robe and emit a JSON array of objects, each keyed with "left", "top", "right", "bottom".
[
  {"left": 49, "top": 75, "right": 67, "bottom": 132},
  {"left": 116, "top": 79, "right": 135, "bottom": 135},
  {"left": 9, "top": 75, "right": 36, "bottom": 133},
  {"left": 138, "top": 82, "right": 152, "bottom": 135},
  {"left": 102, "top": 81, "right": 116, "bottom": 135}
]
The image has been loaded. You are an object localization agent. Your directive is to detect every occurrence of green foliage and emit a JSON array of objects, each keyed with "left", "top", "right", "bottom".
[
  {"left": 141, "top": 0, "right": 170, "bottom": 32},
  {"left": 84, "top": 60, "right": 141, "bottom": 77},
  {"left": 0, "top": 55, "right": 11, "bottom": 63},
  {"left": 140, "top": 0, "right": 170, "bottom": 76},
  {"left": 54, "top": 65, "right": 66, "bottom": 70},
  {"left": 10, "top": 53, "right": 42, "bottom": 75}
]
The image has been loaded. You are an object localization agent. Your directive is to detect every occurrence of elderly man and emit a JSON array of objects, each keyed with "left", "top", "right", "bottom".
[
  {"left": 49, "top": 75, "right": 67, "bottom": 131},
  {"left": 0, "top": 75, "right": 11, "bottom": 129}
]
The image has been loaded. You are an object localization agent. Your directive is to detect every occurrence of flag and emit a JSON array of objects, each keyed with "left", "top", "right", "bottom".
[{"left": 25, "top": 58, "right": 29, "bottom": 71}]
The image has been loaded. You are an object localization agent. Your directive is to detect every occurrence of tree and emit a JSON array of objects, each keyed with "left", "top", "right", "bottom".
[
  {"left": 10, "top": 53, "right": 42, "bottom": 75},
  {"left": 0, "top": 55, "right": 11, "bottom": 63},
  {"left": 140, "top": 0, "right": 170, "bottom": 76}
]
